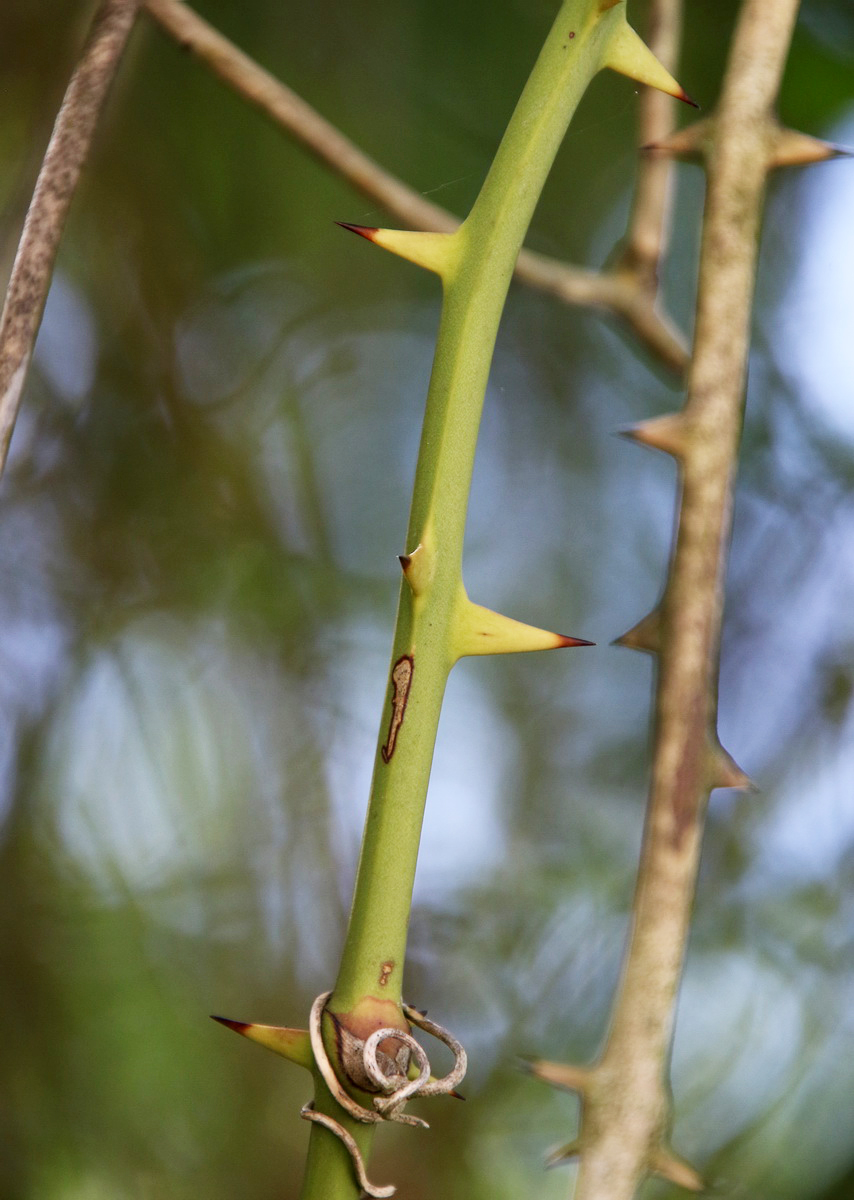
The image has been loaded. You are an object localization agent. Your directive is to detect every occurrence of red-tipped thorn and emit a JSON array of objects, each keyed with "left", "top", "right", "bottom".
[
  {"left": 211, "top": 1015, "right": 251, "bottom": 1033},
  {"left": 211, "top": 1016, "right": 314, "bottom": 1068},
  {"left": 678, "top": 89, "right": 700, "bottom": 110},
  {"left": 335, "top": 221, "right": 379, "bottom": 242},
  {"left": 557, "top": 635, "right": 595, "bottom": 648}
]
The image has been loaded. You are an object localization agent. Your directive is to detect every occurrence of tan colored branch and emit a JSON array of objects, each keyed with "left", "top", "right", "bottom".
[
  {"left": 618, "top": 0, "right": 683, "bottom": 290},
  {"left": 578, "top": 2, "right": 800, "bottom": 1196},
  {"left": 531, "top": 1, "right": 802, "bottom": 1195},
  {"left": 0, "top": 0, "right": 141, "bottom": 477},
  {"left": 142, "top": 0, "right": 688, "bottom": 372}
]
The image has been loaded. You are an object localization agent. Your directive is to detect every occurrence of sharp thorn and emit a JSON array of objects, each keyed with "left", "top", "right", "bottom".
[
  {"left": 211, "top": 1015, "right": 250, "bottom": 1033},
  {"left": 613, "top": 609, "right": 661, "bottom": 654},
  {"left": 546, "top": 1140, "right": 582, "bottom": 1168},
  {"left": 771, "top": 127, "right": 854, "bottom": 169},
  {"left": 710, "top": 742, "right": 756, "bottom": 791},
  {"left": 454, "top": 597, "right": 592, "bottom": 658},
  {"left": 211, "top": 1016, "right": 314, "bottom": 1069},
  {"left": 604, "top": 21, "right": 696, "bottom": 106},
  {"left": 521, "top": 1057, "right": 590, "bottom": 1094},
  {"left": 399, "top": 542, "right": 432, "bottom": 594},
  {"left": 335, "top": 221, "right": 379, "bottom": 242},
  {"left": 651, "top": 1147, "right": 705, "bottom": 1192},
  {"left": 618, "top": 412, "right": 688, "bottom": 458},
  {"left": 337, "top": 225, "right": 457, "bottom": 275},
  {"left": 643, "top": 119, "right": 709, "bottom": 161}
]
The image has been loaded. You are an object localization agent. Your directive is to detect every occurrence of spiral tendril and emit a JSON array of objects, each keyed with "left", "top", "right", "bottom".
[{"left": 300, "top": 991, "right": 467, "bottom": 1197}]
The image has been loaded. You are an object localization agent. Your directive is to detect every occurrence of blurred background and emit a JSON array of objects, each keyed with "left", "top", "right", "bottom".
[{"left": 1, "top": 1, "right": 854, "bottom": 1197}]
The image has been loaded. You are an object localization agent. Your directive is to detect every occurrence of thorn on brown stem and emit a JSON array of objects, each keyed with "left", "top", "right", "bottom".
[
  {"left": 643, "top": 119, "right": 709, "bottom": 162},
  {"left": 650, "top": 1146, "right": 705, "bottom": 1191},
  {"left": 618, "top": 412, "right": 688, "bottom": 458},
  {"left": 520, "top": 1057, "right": 590, "bottom": 1093},
  {"left": 613, "top": 608, "right": 661, "bottom": 655},
  {"left": 771, "top": 127, "right": 854, "bottom": 169},
  {"left": 546, "top": 1139, "right": 581, "bottom": 1168}
]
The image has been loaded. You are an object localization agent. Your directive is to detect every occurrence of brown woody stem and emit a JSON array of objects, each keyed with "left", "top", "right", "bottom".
[
  {"left": 574, "top": 3, "right": 802, "bottom": 1197},
  {"left": 618, "top": 0, "right": 683, "bottom": 290},
  {"left": 0, "top": 0, "right": 141, "bottom": 477}
]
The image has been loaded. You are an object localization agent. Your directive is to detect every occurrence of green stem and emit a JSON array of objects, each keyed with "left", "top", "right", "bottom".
[
  {"left": 333, "top": 0, "right": 617, "bottom": 1015},
  {"left": 299, "top": 2, "right": 635, "bottom": 1196}
]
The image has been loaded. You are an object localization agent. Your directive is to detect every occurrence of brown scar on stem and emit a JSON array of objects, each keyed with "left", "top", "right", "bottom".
[
  {"left": 378, "top": 960, "right": 395, "bottom": 987},
  {"left": 381, "top": 655, "right": 413, "bottom": 763}
]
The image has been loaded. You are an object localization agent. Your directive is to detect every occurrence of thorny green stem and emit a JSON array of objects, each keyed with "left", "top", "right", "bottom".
[
  {"left": 299, "top": 3, "right": 637, "bottom": 1197},
  {"left": 0, "top": 0, "right": 141, "bottom": 478},
  {"left": 332, "top": 0, "right": 621, "bottom": 1019},
  {"left": 573, "top": 3, "right": 802, "bottom": 1198},
  {"left": 142, "top": 0, "right": 688, "bottom": 371}
]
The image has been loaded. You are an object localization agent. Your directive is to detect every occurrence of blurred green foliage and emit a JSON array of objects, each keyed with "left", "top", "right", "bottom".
[{"left": 1, "top": 1, "right": 854, "bottom": 1197}]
